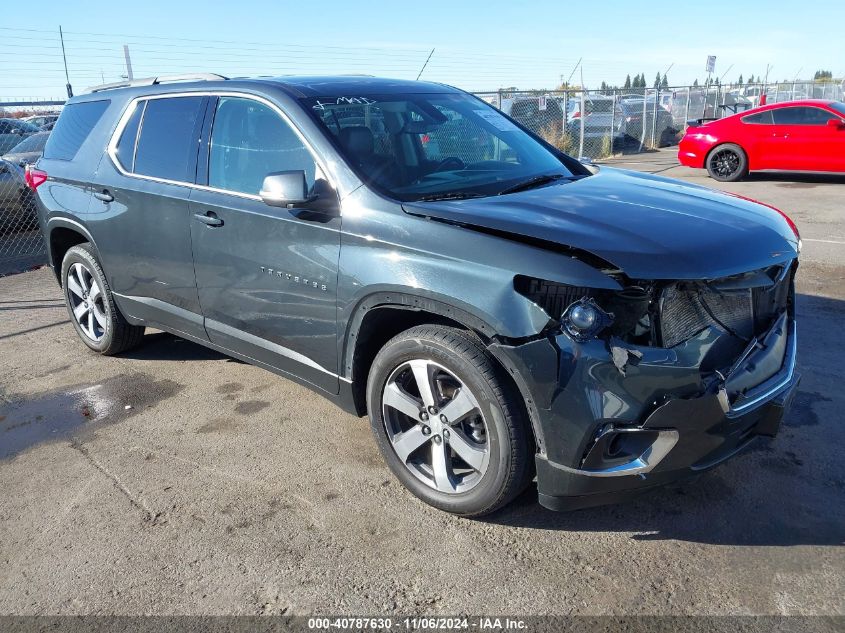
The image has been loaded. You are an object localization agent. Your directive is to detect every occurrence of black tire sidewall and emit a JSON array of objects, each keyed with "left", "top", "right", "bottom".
[
  {"left": 61, "top": 245, "right": 116, "bottom": 353},
  {"left": 707, "top": 143, "right": 748, "bottom": 182},
  {"left": 366, "top": 330, "right": 519, "bottom": 516}
]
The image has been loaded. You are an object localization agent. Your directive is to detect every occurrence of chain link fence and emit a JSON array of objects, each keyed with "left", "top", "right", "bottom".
[
  {"left": 0, "top": 159, "right": 45, "bottom": 275},
  {"left": 0, "top": 80, "right": 843, "bottom": 273},
  {"left": 477, "top": 81, "right": 845, "bottom": 160}
]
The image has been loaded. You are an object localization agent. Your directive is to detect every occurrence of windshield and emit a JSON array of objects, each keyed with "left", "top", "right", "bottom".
[
  {"left": 829, "top": 102, "right": 845, "bottom": 117},
  {"left": 303, "top": 93, "right": 574, "bottom": 201}
]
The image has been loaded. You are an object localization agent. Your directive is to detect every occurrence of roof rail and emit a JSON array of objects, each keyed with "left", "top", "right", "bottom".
[{"left": 85, "top": 73, "right": 229, "bottom": 94}]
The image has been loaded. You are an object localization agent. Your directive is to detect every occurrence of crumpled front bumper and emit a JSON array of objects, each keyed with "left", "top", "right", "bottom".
[{"left": 490, "top": 313, "right": 799, "bottom": 511}]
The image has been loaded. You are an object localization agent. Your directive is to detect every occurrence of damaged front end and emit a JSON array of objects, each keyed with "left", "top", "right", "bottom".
[{"left": 490, "top": 260, "right": 800, "bottom": 511}]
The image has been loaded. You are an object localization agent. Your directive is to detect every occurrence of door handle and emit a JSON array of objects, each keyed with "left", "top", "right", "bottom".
[
  {"left": 93, "top": 190, "right": 114, "bottom": 203},
  {"left": 193, "top": 211, "right": 224, "bottom": 227}
]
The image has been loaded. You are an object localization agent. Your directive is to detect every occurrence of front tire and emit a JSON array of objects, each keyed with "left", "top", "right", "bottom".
[
  {"left": 61, "top": 243, "right": 145, "bottom": 355},
  {"left": 706, "top": 143, "right": 748, "bottom": 181},
  {"left": 366, "top": 325, "right": 532, "bottom": 517}
]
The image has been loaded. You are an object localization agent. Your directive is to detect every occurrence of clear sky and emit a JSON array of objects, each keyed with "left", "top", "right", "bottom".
[{"left": 1, "top": 0, "right": 843, "bottom": 99}]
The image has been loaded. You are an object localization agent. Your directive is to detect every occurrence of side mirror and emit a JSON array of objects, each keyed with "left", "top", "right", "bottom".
[
  {"left": 259, "top": 171, "right": 313, "bottom": 207},
  {"left": 827, "top": 118, "right": 844, "bottom": 129}
]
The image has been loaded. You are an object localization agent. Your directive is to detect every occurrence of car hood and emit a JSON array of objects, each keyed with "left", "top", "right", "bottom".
[{"left": 402, "top": 167, "right": 799, "bottom": 280}]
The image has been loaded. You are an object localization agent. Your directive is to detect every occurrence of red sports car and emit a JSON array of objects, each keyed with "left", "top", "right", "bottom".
[{"left": 678, "top": 99, "right": 845, "bottom": 181}]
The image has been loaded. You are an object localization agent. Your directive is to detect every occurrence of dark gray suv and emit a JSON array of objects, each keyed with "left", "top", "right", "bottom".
[{"left": 31, "top": 74, "right": 800, "bottom": 516}]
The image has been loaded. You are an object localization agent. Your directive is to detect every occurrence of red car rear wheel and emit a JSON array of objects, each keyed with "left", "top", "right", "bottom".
[{"left": 706, "top": 143, "right": 748, "bottom": 182}]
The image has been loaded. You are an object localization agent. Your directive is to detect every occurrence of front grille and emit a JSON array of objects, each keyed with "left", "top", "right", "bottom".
[{"left": 659, "top": 265, "right": 793, "bottom": 348}]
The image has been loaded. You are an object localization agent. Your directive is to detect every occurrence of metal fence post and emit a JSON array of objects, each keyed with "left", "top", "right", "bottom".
[
  {"left": 578, "top": 89, "right": 585, "bottom": 159},
  {"left": 609, "top": 90, "right": 616, "bottom": 157},
  {"left": 684, "top": 86, "right": 691, "bottom": 127},
  {"left": 650, "top": 89, "right": 658, "bottom": 148},
  {"left": 639, "top": 93, "right": 647, "bottom": 152}
]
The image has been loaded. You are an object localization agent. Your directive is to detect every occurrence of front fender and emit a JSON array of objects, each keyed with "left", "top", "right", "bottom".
[{"left": 336, "top": 188, "right": 621, "bottom": 374}]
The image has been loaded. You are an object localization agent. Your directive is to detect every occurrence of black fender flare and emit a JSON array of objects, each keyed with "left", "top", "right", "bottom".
[
  {"left": 44, "top": 216, "right": 99, "bottom": 276},
  {"left": 340, "top": 290, "right": 501, "bottom": 380}
]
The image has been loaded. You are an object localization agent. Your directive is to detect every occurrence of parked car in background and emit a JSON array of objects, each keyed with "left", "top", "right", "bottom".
[
  {"left": 679, "top": 99, "right": 845, "bottom": 180},
  {"left": 0, "top": 158, "right": 37, "bottom": 231},
  {"left": 0, "top": 132, "right": 49, "bottom": 232},
  {"left": 2, "top": 131, "right": 50, "bottom": 169},
  {"left": 766, "top": 89, "right": 810, "bottom": 104},
  {"left": 23, "top": 114, "right": 60, "bottom": 129},
  {"left": 31, "top": 74, "right": 800, "bottom": 516},
  {"left": 736, "top": 85, "right": 766, "bottom": 107},
  {"left": 507, "top": 96, "right": 565, "bottom": 136},
  {"left": 565, "top": 95, "right": 624, "bottom": 147},
  {"left": 0, "top": 118, "right": 39, "bottom": 154},
  {"left": 619, "top": 99, "right": 676, "bottom": 146}
]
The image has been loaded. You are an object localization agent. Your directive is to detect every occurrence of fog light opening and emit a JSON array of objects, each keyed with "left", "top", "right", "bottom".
[{"left": 561, "top": 297, "right": 613, "bottom": 342}]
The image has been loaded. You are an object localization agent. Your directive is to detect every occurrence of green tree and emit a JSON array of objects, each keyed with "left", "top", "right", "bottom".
[
  {"left": 660, "top": 74, "right": 669, "bottom": 89},
  {"left": 654, "top": 72, "right": 661, "bottom": 88},
  {"left": 623, "top": 74, "right": 631, "bottom": 89},
  {"left": 814, "top": 69, "right": 833, "bottom": 81},
  {"left": 737, "top": 74, "right": 744, "bottom": 85},
  {"left": 693, "top": 78, "right": 699, "bottom": 87}
]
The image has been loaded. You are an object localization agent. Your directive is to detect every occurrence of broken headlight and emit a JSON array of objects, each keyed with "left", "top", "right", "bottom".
[{"left": 514, "top": 277, "right": 655, "bottom": 344}]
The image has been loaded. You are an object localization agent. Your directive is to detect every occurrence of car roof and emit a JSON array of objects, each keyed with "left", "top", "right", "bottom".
[
  {"left": 73, "top": 75, "right": 461, "bottom": 102},
  {"left": 265, "top": 75, "right": 460, "bottom": 97},
  {"left": 759, "top": 99, "right": 839, "bottom": 108}
]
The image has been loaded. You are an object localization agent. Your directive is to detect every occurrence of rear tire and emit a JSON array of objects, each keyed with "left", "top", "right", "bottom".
[
  {"left": 366, "top": 325, "right": 532, "bottom": 517},
  {"left": 706, "top": 143, "right": 748, "bottom": 181},
  {"left": 61, "top": 243, "right": 145, "bottom": 355}
]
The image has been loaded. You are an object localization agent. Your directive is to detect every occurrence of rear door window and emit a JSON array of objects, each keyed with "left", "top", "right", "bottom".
[
  {"left": 43, "top": 100, "right": 110, "bottom": 160},
  {"left": 134, "top": 96, "right": 205, "bottom": 182}
]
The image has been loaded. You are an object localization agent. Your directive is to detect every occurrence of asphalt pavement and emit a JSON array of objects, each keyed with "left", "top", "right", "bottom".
[{"left": 0, "top": 149, "right": 842, "bottom": 616}]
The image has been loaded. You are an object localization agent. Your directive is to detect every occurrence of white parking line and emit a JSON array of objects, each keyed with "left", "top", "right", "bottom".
[{"left": 803, "top": 238, "right": 845, "bottom": 245}]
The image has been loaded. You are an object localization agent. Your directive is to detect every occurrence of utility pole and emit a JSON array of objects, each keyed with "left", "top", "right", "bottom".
[
  {"left": 416, "top": 49, "right": 434, "bottom": 81},
  {"left": 59, "top": 26, "right": 73, "bottom": 98},
  {"left": 123, "top": 45, "right": 134, "bottom": 81}
]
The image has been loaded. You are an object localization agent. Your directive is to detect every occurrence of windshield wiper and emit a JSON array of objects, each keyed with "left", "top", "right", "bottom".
[
  {"left": 497, "top": 173, "right": 571, "bottom": 196},
  {"left": 417, "top": 191, "right": 486, "bottom": 202}
]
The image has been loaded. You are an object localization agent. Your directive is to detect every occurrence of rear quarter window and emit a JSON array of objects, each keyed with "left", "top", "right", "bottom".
[
  {"left": 43, "top": 100, "right": 110, "bottom": 160},
  {"left": 742, "top": 110, "right": 774, "bottom": 124}
]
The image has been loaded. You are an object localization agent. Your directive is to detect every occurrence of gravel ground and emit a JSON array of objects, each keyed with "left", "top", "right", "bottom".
[{"left": 0, "top": 150, "right": 842, "bottom": 616}]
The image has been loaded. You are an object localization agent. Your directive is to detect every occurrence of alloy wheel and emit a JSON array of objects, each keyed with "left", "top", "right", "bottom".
[
  {"left": 66, "top": 262, "right": 107, "bottom": 341},
  {"left": 710, "top": 148, "right": 740, "bottom": 178},
  {"left": 381, "top": 359, "right": 490, "bottom": 494}
]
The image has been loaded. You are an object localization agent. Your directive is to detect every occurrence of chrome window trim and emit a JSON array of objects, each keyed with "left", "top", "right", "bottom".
[{"left": 106, "top": 90, "right": 338, "bottom": 201}]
